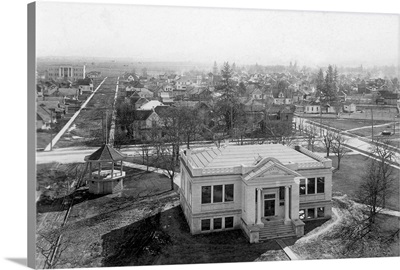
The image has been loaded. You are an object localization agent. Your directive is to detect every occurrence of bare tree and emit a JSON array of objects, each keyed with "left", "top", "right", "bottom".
[
  {"left": 365, "top": 139, "right": 396, "bottom": 209},
  {"left": 337, "top": 142, "right": 397, "bottom": 255},
  {"left": 179, "top": 107, "right": 202, "bottom": 149},
  {"left": 153, "top": 142, "right": 177, "bottom": 191},
  {"left": 332, "top": 131, "right": 348, "bottom": 170},
  {"left": 321, "top": 129, "right": 335, "bottom": 157},
  {"left": 303, "top": 124, "right": 319, "bottom": 151},
  {"left": 260, "top": 113, "right": 295, "bottom": 146}
]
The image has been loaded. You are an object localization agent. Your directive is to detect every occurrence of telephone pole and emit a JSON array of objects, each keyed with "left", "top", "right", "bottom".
[{"left": 371, "top": 107, "right": 374, "bottom": 142}]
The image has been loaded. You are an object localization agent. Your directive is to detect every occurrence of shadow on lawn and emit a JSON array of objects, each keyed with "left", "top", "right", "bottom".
[
  {"left": 37, "top": 188, "right": 106, "bottom": 213},
  {"left": 101, "top": 206, "right": 282, "bottom": 267}
]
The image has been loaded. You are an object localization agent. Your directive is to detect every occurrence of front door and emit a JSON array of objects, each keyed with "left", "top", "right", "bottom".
[{"left": 264, "top": 193, "right": 276, "bottom": 217}]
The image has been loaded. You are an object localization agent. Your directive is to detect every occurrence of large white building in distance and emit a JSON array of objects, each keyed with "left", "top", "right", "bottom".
[
  {"left": 179, "top": 144, "right": 333, "bottom": 243},
  {"left": 46, "top": 65, "right": 86, "bottom": 81}
]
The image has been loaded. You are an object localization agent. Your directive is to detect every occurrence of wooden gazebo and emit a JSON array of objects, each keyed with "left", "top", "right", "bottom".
[{"left": 84, "top": 144, "right": 127, "bottom": 194}]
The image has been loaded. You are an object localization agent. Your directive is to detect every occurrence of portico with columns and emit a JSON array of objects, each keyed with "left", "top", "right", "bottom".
[{"left": 240, "top": 157, "right": 305, "bottom": 242}]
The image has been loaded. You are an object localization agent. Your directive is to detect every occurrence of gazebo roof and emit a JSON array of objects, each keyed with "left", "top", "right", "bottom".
[{"left": 86, "top": 144, "right": 126, "bottom": 162}]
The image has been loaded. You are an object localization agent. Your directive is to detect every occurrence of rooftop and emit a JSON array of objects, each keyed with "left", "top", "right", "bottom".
[
  {"left": 86, "top": 144, "right": 126, "bottom": 162},
  {"left": 185, "top": 144, "right": 325, "bottom": 169}
]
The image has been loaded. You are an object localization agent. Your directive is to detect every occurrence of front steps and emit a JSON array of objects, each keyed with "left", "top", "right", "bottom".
[{"left": 259, "top": 219, "right": 296, "bottom": 241}]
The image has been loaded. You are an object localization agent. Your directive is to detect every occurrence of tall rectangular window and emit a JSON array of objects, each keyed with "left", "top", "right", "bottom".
[
  {"left": 307, "top": 178, "right": 316, "bottom": 194},
  {"left": 225, "top": 217, "right": 234, "bottom": 228},
  {"left": 300, "top": 178, "right": 306, "bottom": 195},
  {"left": 224, "top": 184, "right": 234, "bottom": 202},
  {"left": 201, "top": 186, "right": 211, "bottom": 204},
  {"left": 213, "top": 185, "right": 223, "bottom": 203},
  {"left": 317, "top": 177, "right": 325, "bottom": 193}
]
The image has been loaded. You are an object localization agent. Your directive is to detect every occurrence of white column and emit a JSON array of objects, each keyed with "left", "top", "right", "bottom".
[
  {"left": 256, "top": 188, "right": 263, "bottom": 225},
  {"left": 284, "top": 186, "right": 291, "bottom": 224}
]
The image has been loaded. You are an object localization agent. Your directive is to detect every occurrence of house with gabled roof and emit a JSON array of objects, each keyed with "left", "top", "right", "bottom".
[
  {"left": 131, "top": 110, "right": 161, "bottom": 140},
  {"left": 138, "top": 100, "right": 164, "bottom": 110},
  {"left": 274, "top": 91, "right": 292, "bottom": 105},
  {"left": 179, "top": 144, "right": 332, "bottom": 243},
  {"left": 36, "top": 104, "right": 56, "bottom": 130},
  {"left": 124, "top": 72, "right": 139, "bottom": 82},
  {"left": 76, "top": 78, "right": 94, "bottom": 93}
]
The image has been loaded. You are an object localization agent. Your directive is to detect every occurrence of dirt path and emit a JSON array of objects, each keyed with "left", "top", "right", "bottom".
[
  {"left": 345, "top": 121, "right": 397, "bottom": 132},
  {"left": 296, "top": 207, "right": 343, "bottom": 244}
]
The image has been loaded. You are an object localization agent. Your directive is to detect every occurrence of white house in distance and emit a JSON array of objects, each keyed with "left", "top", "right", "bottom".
[{"left": 179, "top": 144, "right": 332, "bottom": 243}]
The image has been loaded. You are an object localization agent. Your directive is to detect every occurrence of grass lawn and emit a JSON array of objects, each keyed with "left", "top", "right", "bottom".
[
  {"left": 289, "top": 197, "right": 400, "bottom": 259},
  {"left": 36, "top": 131, "right": 52, "bottom": 149},
  {"left": 102, "top": 206, "right": 287, "bottom": 267},
  {"left": 349, "top": 122, "right": 400, "bottom": 138},
  {"left": 306, "top": 118, "right": 390, "bottom": 131},
  {"left": 36, "top": 161, "right": 178, "bottom": 268},
  {"left": 330, "top": 154, "right": 400, "bottom": 211}
]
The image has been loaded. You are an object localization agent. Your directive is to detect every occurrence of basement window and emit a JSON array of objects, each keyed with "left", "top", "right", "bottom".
[{"left": 201, "top": 219, "right": 211, "bottom": 231}]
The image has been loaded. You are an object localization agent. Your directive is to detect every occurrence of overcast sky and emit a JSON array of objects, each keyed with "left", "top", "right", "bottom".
[{"left": 36, "top": 2, "right": 399, "bottom": 67}]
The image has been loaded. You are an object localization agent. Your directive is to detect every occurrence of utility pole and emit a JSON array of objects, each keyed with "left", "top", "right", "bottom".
[
  {"left": 105, "top": 110, "right": 108, "bottom": 144},
  {"left": 50, "top": 110, "right": 53, "bottom": 151},
  {"left": 319, "top": 104, "right": 322, "bottom": 137},
  {"left": 102, "top": 112, "right": 104, "bottom": 143},
  {"left": 371, "top": 107, "right": 374, "bottom": 142}
]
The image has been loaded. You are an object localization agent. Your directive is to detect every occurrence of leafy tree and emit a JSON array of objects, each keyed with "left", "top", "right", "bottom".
[
  {"left": 315, "top": 68, "right": 325, "bottom": 98},
  {"left": 215, "top": 62, "right": 241, "bottom": 134},
  {"left": 322, "top": 65, "right": 339, "bottom": 104}
]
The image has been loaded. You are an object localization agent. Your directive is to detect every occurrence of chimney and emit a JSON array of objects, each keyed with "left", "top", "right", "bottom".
[{"left": 294, "top": 145, "right": 301, "bottom": 152}]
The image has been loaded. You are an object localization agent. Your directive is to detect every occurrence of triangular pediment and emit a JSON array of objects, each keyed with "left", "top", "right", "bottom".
[{"left": 243, "top": 157, "right": 301, "bottom": 181}]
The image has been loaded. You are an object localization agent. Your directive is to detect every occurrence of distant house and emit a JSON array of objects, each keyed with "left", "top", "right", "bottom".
[
  {"left": 176, "top": 76, "right": 194, "bottom": 90},
  {"left": 137, "top": 100, "right": 164, "bottom": 110},
  {"left": 133, "top": 88, "right": 154, "bottom": 99},
  {"left": 163, "top": 84, "right": 175, "bottom": 92},
  {"left": 274, "top": 91, "right": 292, "bottom": 105},
  {"left": 292, "top": 92, "right": 304, "bottom": 103},
  {"left": 37, "top": 100, "right": 67, "bottom": 120},
  {"left": 86, "top": 71, "right": 101, "bottom": 78},
  {"left": 304, "top": 102, "right": 320, "bottom": 114},
  {"left": 36, "top": 104, "right": 56, "bottom": 130},
  {"left": 378, "top": 91, "right": 399, "bottom": 105},
  {"left": 127, "top": 93, "right": 149, "bottom": 109},
  {"left": 131, "top": 110, "right": 161, "bottom": 141},
  {"left": 76, "top": 78, "right": 94, "bottom": 94},
  {"left": 125, "top": 73, "right": 139, "bottom": 82},
  {"left": 343, "top": 102, "right": 356, "bottom": 113},
  {"left": 56, "top": 88, "right": 80, "bottom": 99},
  {"left": 251, "top": 88, "right": 263, "bottom": 100}
]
